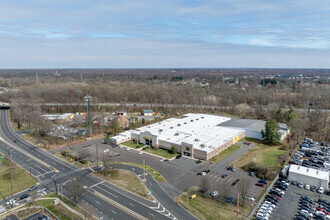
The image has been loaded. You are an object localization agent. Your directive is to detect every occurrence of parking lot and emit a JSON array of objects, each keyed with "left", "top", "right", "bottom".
[
  {"left": 56, "top": 139, "right": 265, "bottom": 203},
  {"left": 271, "top": 184, "right": 330, "bottom": 220}
]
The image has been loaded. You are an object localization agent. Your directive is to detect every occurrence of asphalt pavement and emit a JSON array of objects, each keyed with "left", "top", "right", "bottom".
[{"left": 0, "top": 109, "right": 197, "bottom": 220}]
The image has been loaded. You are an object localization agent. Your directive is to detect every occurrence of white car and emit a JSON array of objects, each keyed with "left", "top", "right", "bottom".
[
  {"left": 138, "top": 151, "right": 143, "bottom": 155},
  {"left": 210, "top": 191, "right": 218, "bottom": 197},
  {"left": 304, "top": 184, "right": 310, "bottom": 190},
  {"left": 201, "top": 171, "right": 207, "bottom": 176},
  {"left": 125, "top": 147, "right": 131, "bottom": 151},
  {"left": 37, "top": 188, "right": 46, "bottom": 193},
  {"left": 119, "top": 145, "right": 125, "bottom": 149},
  {"left": 245, "top": 196, "right": 255, "bottom": 201},
  {"left": 6, "top": 199, "right": 16, "bottom": 205},
  {"left": 317, "top": 187, "right": 324, "bottom": 194},
  {"left": 103, "top": 149, "right": 109, "bottom": 153}
]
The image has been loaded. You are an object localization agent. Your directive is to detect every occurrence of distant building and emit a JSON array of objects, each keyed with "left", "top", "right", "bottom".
[
  {"left": 143, "top": 110, "right": 154, "bottom": 116},
  {"left": 117, "top": 110, "right": 127, "bottom": 116},
  {"left": 288, "top": 165, "right": 329, "bottom": 190},
  {"left": 110, "top": 113, "right": 245, "bottom": 160},
  {"left": 43, "top": 113, "right": 74, "bottom": 124}
]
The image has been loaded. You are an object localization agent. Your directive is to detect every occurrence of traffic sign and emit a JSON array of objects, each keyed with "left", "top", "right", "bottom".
[{"left": 148, "top": 190, "right": 151, "bottom": 195}]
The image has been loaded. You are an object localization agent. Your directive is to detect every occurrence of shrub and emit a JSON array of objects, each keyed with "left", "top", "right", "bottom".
[
  {"left": 170, "top": 146, "right": 177, "bottom": 154},
  {"left": 196, "top": 159, "right": 201, "bottom": 163}
]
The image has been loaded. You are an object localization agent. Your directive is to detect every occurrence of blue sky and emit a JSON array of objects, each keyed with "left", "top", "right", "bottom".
[{"left": 0, "top": 0, "right": 329, "bottom": 68}]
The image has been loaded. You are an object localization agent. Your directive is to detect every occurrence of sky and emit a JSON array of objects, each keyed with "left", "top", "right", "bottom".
[{"left": 0, "top": 0, "right": 330, "bottom": 68}]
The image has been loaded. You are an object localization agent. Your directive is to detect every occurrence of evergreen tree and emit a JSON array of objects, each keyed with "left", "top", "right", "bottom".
[
  {"left": 261, "top": 119, "right": 281, "bottom": 144},
  {"left": 110, "top": 119, "right": 122, "bottom": 135}
]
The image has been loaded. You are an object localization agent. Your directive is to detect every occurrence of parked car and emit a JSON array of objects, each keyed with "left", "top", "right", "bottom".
[
  {"left": 258, "top": 179, "right": 268, "bottom": 184},
  {"left": 256, "top": 182, "right": 265, "bottom": 187},
  {"left": 245, "top": 196, "right": 255, "bottom": 201},
  {"left": 304, "top": 184, "right": 310, "bottom": 190},
  {"left": 249, "top": 172, "right": 256, "bottom": 177},
  {"left": 221, "top": 174, "right": 228, "bottom": 178},
  {"left": 138, "top": 151, "right": 143, "bottom": 155},
  {"left": 210, "top": 191, "right": 218, "bottom": 197},
  {"left": 227, "top": 166, "right": 233, "bottom": 170},
  {"left": 231, "top": 167, "right": 238, "bottom": 172},
  {"left": 318, "top": 187, "right": 325, "bottom": 194},
  {"left": 226, "top": 196, "right": 233, "bottom": 203},
  {"left": 298, "top": 182, "right": 304, "bottom": 188}
]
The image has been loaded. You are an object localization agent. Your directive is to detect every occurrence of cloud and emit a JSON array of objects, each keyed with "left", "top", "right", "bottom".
[{"left": 0, "top": 0, "right": 329, "bottom": 68}]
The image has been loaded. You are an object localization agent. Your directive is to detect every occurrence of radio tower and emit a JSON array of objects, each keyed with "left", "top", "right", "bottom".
[{"left": 84, "top": 94, "right": 92, "bottom": 137}]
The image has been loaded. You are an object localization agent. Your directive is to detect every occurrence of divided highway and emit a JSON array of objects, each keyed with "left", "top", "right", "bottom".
[{"left": 0, "top": 109, "right": 197, "bottom": 220}]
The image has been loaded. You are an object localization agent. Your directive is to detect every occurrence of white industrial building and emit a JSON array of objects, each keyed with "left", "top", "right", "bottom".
[
  {"left": 110, "top": 113, "right": 245, "bottom": 160},
  {"left": 288, "top": 165, "right": 329, "bottom": 190},
  {"left": 221, "top": 118, "right": 289, "bottom": 141}
]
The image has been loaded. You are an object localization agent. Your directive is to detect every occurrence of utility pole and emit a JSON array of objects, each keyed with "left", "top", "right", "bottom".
[
  {"left": 143, "top": 159, "right": 146, "bottom": 197},
  {"left": 9, "top": 150, "right": 14, "bottom": 208},
  {"left": 54, "top": 174, "right": 58, "bottom": 194},
  {"left": 236, "top": 193, "right": 239, "bottom": 220},
  {"left": 186, "top": 192, "right": 189, "bottom": 210},
  {"left": 96, "top": 143, "right": 99, "bottom": 170},
  {"left": 84, "top": 94, "right": 92, "bottom": 137}
]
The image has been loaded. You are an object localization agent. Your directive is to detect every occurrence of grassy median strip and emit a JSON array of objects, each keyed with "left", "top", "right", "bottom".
[
  {"left": 122, "top": 140, "right": 145, "bottom": 149},
  {"left": 122, "top": 162, "right": 166, "bottom": 183},
  {"left": 209, "top": 144, "right": 240, "bottom": 163},
  {"left": 143, "top": 147, "right": 178, "bottom": 159},
  {"left": 175, "top": 187, "right": 252, "bottom": 220},
  {"left": 0, "top": 154, "right": 38, "bottom": 198},
  {"left": 95, "top": 169, "right": 153, "bottom": 200}
]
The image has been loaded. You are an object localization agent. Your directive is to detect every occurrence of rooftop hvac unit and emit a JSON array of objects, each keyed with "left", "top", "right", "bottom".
[
  {"left": 177, "top": 123, "right": 181, "bottom": 126},
  {"left": 174, "top": 133, "right": 179, "bottom": 136},
  {"left": 184, "top": 122, "right": 187, "bottom": 124},
  {"left": 190, "top": 120, "right": 194, "bottom": 122},
  {"left": 194, "top": 138, "right": 199, "bottom": 142},
  {"left": 159, "top": 129, "right": 163, "bottom": 132},
  {"left": 200, "top": 144, "right": 205, "bottom": 148},
  {"left": 170, "top": 126, "right": 174, "bottom": 129}
]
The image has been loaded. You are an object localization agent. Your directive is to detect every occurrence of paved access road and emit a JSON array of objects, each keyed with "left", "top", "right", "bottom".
[{"left": 0, "top": 109, "right": 196, "bottom": 220}]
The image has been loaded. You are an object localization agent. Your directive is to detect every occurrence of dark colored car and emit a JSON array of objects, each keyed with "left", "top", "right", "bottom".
[
  {"left": 29, "top": 185, "right": 37, "bottom": 191},
  {"left": 227, "top": 166, "right": 233, "bottom": 170},
  {"left": 226, "top": 196, "right": 233, "bottom": 203},
  {"left": 292, "top": 181, "right": 297, "bottom": 185},
  {"left": 176, "top": 155, "right": 182, "bottom": 159},
  {"left": 249, "top": 172, "right": 256, "bottom": 177},
  {"left": 221, "top": 174, "right": 228, "bottom": 178},
  {"left": 20, "top": 194, "right": 29, "bottom": 200},
  {"left": 258, "top": 179, "right": 268, "bottom": 184}
]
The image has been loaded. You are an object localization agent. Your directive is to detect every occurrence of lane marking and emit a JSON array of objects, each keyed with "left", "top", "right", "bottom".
[{"left": 89, "top": 180, "right": 105, "bottom": 188}]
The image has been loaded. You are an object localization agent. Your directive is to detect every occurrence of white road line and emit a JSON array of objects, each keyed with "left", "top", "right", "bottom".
[
  {"left": 94, "top": 185, "right": 118, "bottom": 198},
  {"left": 89, "top": 180, "right": 105, "bottom": 188},
  {"left": 129, "top": 203, "right": 135, "bottom": 206},
  {"left": 111, "top": 210, "right": 117, "bottom": 214},
  {"left": 95, "top": 201, "right": 100, "bottom": 204},
  {"left": 148, "top": 213, "right": 154, "bottom": 216}
]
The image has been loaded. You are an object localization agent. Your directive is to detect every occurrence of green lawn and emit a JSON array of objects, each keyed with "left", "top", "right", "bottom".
[
  {"left": 175, "top": 187, "right": 252, "bottom": 220},
  {"left": 95, "top": 169, "right": 153, "bottom": 200},
  {"left": 232, "top": 138, "right": 286, "bottom": 168},
  {"left": 122, "top": 140, "right": 145, "bottom": 149},
  {"left": 0, "top": 154, "right": 38, "bottom": 198},
  {"left": 123, "top": 162, "right": 166, "bottom": 183},
  {"left": 143, "top": 147, "right": 178, "bottom": 159},
  {"left": 209, "top": 144, "right": 241, "bottom": 162}
]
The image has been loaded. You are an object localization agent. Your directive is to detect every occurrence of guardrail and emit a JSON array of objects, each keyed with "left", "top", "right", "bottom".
[{"left": 246, "top": 175, "right": 279, "bottom": 220}]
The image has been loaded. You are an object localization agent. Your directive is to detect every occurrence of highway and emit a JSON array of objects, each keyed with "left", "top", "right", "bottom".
[{"left": 0, "top": 109, "right": 197, "bottom": 220}]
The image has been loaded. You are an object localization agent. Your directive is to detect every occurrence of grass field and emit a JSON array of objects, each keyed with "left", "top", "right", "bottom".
[
  {"left": 95, "top": 169, "right": 153, "bottom": 200},
  {"left": 209, "top": 144, "right": 240, "bottom": 163},
  {"left": 175, "top": 187, "right": 252, "bottom": 220},
  {"left": 122, "top": 140, "right": 145, "bottom": 149},
  {"left": 123, "top": 162, "right": 166, "bottom": 183},
  {"left": 143, "top": 147, "right": 178, "bottom": 159},
  {"left": 0, "top": 154, "right": 38, "bottom": 198},
  {"left": 232, "top": 138, "right": 286, "bottom": 168},
  {"left": 29, "top": 199, "right": 83, "bottom": 220}
]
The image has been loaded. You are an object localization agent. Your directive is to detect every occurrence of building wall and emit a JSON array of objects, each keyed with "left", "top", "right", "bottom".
[
  {"left": 139, "top": 131, "right": 158, "bottom": 147},
  {"left": 193, "top": 149, "right": 207, "bottom": 160},
  {"left": 288, "top": 172, "right": 328, "bottom": 190}
]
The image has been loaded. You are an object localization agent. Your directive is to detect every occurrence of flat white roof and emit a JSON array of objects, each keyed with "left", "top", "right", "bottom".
[
  {"left": 289, "top": 164, "right": 329, "bottom": 181},
  {"left": 131, "top": 113, "right": 244, "bottom": 153}
]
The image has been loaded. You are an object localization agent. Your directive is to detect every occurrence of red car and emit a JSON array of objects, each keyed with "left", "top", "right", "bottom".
[
  {"left": 317, "top": 207, "right": 326, "bottom": 212},
  {"left": 247, "top": 142, "right": 252, "bottom": 145},
  {"left": 256, "top": 182, "right": 265, "bottom": 187},
  {"left": 271, "top": 194, "right": 281, "bottom": 200}
]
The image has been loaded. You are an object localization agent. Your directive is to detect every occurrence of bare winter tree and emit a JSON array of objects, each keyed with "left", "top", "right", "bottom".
[
  {"left": 101, "top": 154, "right": 114, "bottom": 176},
  {"left": 238, "top": 178, "right": 251, "bottom": 206},
  {"left": 200, "top": 176, "right": 210, "bottom": 194},
  {"left": 66, "top": 175, "right": 86, "bottom": 205},
  {"left": 220, "top": 181, "right": 232, "bottom": 199}
]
